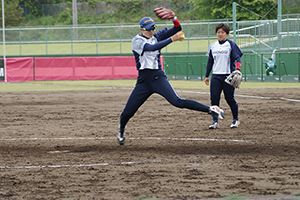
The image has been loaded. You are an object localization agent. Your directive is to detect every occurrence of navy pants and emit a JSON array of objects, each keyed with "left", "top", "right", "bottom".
[
  {"left": 120, "top": 69, "right": 210, "bottom": 129},
  {"left": 210, "top": 74, "right": 238, "bottom": 122}
]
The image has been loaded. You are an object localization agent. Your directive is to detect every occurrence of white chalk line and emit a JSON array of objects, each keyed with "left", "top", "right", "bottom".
[
  {"left": 0, "top": 136, "right": 257, "bottom": 144},
  {"left": 279, "top": 97, "right": 300, "bottom": 102},
  {"left": 0, "top": 137, "right": 257, "bottom": 170},
  {"left": 177, "top": 90, "right": 300, "bottom": 102},
  {"left": 115, "top": 87, "right": 300, "bottom": 102},
  {"left": 14, "top": 83, "right": 300, "bottom": 102},
  {"left": 0, "top": 155, "right": 208, "bottom": 170},
  {"left": 0, "top": 158, "right": 169, "bottom": 170}
]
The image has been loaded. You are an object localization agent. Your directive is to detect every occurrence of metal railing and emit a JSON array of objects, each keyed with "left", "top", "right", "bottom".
[{"left": 0, "top": 16, "right": 299, "bottom": 56}]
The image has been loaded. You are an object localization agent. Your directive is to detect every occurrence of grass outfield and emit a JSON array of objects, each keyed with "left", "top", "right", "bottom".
[
  {"left": 0, "top": 80, "right": 299, "bottom": 92},
  {"left": 0, "top": 39, "right": 214, "bottom": 56},
  {"left": 0, "top": 35, "right": 258, "bottom": 56}
]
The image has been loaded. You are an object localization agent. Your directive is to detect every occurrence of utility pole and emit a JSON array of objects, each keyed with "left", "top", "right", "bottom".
[
  {"left": 232, "top": 2, "right": 236, "bottom": 43},
  {"left": 72, "top": 0, "right": 78, "bottom": 40},
  {"left": 2, "top": 0, "right": 6, "bottom": 82},
  {"left": 277, "top": 0, "right": 282, "bottom": 49}
]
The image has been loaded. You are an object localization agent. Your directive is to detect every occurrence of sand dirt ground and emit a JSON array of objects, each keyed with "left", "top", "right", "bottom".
[{"left": 0, "top": 87, "right": 300, "bottom": 200}]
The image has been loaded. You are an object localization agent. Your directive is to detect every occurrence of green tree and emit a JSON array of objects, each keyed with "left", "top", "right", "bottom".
[
  {"left": 189, "top": 0, "right": 278, "bottom": 20},
  {"left": 0, "top": 0, "right": 24, "bottom": 27},
  {"left": 19, "top": 0, "right": 69, "bottom": 17}
]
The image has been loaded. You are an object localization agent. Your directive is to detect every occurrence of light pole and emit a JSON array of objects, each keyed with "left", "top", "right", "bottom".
[
  {"left": 2, "top": 0, "right": 6, "bottom": 82},
  {"left": 72, "top": 0, "right": 78, "bottom": 40}
]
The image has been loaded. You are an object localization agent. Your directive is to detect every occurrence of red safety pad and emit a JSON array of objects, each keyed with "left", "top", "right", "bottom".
[
  {"left": 6, "top": 57, "right": 34, "bottom": 82},
  {"left": 34, "top": 56, "right": 139, "bottom": 81}
]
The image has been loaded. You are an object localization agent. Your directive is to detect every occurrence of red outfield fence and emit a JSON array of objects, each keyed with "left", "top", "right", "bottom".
[{"left": 0, "top": 56, "right": 145, "bottom": 82}]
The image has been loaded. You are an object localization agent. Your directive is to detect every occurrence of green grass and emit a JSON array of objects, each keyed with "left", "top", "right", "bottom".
[
  {"left": 0, "top": 39, "right": 213, "bottom": 56},
  {"left": 0, "top": 80, "right": 299, "bottom": 92},
  {"left": 0, "top": 37, "right": 259, "bottom": 56}
]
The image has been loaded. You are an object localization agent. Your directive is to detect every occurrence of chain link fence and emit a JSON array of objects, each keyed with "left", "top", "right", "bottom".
[
  {"left": 0, "top": 14, "right": 299, "bottom": 82},
  {"left": 0, "top": 15, "right": 299, "bottom": 54}
]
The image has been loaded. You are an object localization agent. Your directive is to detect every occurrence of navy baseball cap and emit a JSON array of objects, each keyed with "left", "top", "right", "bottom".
[{"left": 139, "top": 17, "right": 155, "bottom": 30}]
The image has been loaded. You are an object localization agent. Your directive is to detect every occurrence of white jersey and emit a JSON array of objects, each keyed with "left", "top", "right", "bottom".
[
  {"left": 206, "top": 40, "right": 232, "bottom": 74},
  {"left": 132, "top": 34, "right": 160, "bottom": 70}
]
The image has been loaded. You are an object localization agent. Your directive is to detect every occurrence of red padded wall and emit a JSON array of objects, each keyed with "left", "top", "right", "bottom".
[{"left": 34, "top": 57, "right": 138, "bottom": 81}]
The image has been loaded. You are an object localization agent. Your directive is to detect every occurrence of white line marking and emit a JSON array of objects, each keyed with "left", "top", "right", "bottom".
[
  {"left": 0, "top": 136, "right": 256, "bottom": 144},
  {"left": 177, "top": 89, "right": 300, "bottom": 102},
  {"left": 0, "top": 159, "right": 164, "bottom": 170},
  {"left": 279, "top": 97, "right": 300, "bottom": 102},
  {"left": 2, "top": 157, "right": 208, "bottom": 170},
  {"left": 13, "top": 83, "right": 300, "bottom": 102},
  {"left": 131, "top": 137, "right": 257, "bottom": 144},
  {"left": 235, "top": 94, "right": 271, "bottom": 99}
]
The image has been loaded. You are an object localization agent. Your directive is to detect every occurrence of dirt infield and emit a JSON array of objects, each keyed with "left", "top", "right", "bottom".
[{"left": 0, "top": 87, "right": 300, "bottom": 200}]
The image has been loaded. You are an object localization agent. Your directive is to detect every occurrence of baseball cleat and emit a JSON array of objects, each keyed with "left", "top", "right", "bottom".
[
  {"left": 209, "top": 106, "right": 224, "bottom": 120},
  {"left": 209, "top": 121, "right": 219, "bottom": 129},
  {"left": 230, "top": 120, "right": 240, "bottom": 128},
  {"left": 117, "top": 127, "right": 126, "bottom": 145}
]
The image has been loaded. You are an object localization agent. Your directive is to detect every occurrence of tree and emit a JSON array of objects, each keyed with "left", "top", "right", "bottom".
[
  {"left": 0, "top": 0, "right": 24, "bottom": 27},
  {"left": 19, "top": 0, "right": 69, "bottom": 17},
  {"left": 189, "top": 0, "right": 278, "bottom": 21}
]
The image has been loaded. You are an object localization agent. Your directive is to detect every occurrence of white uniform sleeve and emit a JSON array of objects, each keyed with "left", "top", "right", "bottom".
[{"left": 132, "top": 35, "right": 147, "bottom": 55}]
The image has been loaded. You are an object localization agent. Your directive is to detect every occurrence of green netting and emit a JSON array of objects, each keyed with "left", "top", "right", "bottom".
[{"left": 163, "top": 52, "right": 300, "bottom": 82}]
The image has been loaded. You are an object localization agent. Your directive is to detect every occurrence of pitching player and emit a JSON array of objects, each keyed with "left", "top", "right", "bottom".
[
  {"left": 117, "top": 16, "right": 224, "bottom": 145},
  {"left": 204, "top": 23, "right": 243, "bottom": 129}
]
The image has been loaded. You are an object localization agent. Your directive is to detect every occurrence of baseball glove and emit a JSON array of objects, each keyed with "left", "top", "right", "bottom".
[
  {"left": 154, "top": 7, "right": 175, "bottom": 20},
  {"left": 225, "top": 70, "right": 243, "bottom": 88}
]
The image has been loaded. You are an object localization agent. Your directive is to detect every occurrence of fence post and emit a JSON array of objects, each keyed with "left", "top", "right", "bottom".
[
  {"left": 119, "top": 23, "right": 122, "bottom": 54},
  {"left": 298, "top": 52, "right": 300, "bottom": 82},
  {"left": 243, "top": 55, "right": 246, "bottom": 82},
  {"left": 45, "top": 26, "right": 48, "bottom": 55},
  {"left": 174, "top": 57, "right": 177, "bottom": 80},
  {"left": 297, "top": 14, "right": 300, "bottom": 49},
  {"left": 201, "top": 63, "right": 206, "bottom": 81},
  {"left": 96, "top": 24, "right": 98, "bottom": 54},
  {"left": 279, "top": 53, "right": 281, "bottom": 82},
  {"left": 186, "top": 56, "right": 188, "bottom": 80},
  {"left": 187, "top": 21, "right": 190, "bottom": 52},
  {"left": 200, "top": 55, "right": 204, "bottom": 81},
  {"left": 207, "top": 20, "right": 210, "bottom": 48},
  {"left": 261, "top": 54, "right": 264, "bottom": 82},
  {"left": 70, "top": 25, "right": 73, "bottom": 54},
  {"left": 287, "top": 15, "right": 289, "bottom": 50},
  {"left": 19, "top": 27, "right": 22, "bottom": 55}
]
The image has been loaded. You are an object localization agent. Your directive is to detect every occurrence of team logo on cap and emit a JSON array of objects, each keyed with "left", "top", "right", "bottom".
[{"left": 144, "top": 19, "right": 154, "bottom": 23}]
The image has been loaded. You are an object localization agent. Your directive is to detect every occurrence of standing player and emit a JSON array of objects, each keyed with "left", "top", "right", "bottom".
[
  {"left": 204, "top": 23, "right": 243, "bottom": 129},
  {"left": 117, "top": 16, "right": 224, "bottom": 145}
]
